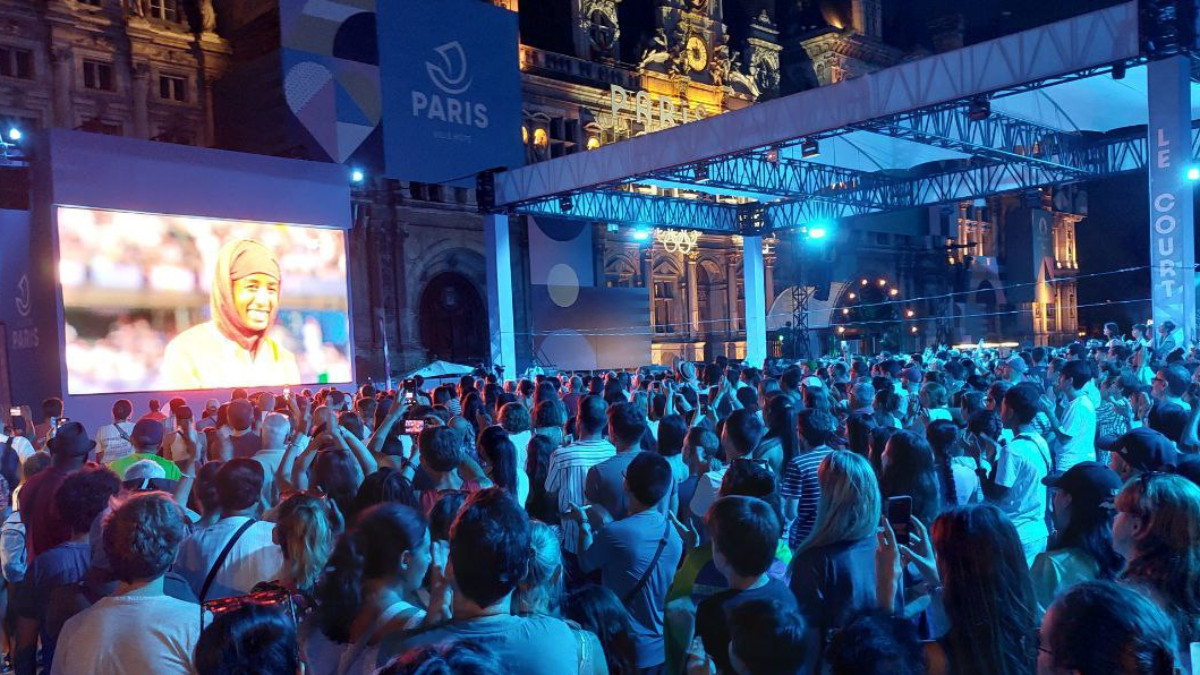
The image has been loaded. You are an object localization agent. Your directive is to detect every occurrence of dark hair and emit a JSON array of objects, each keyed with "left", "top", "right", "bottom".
[
  {"left": 377, "top": 641, "right": 505, "bottom": 675},
  {"left": 723, "top": 409, "right": 766, "bottom": 459},
  {"left": 826, "top": 610, "right": 927, "bottom": 675},
  {"left": 103, "top": 492, "right": 187, "bottom": 583},
  {"left": 656, "top": 414, "right": 687, "bottom": 458},
  {"left": 353, "top": 468, "right": 419, "bottom": 516},
  {"left": 316, "top": 503, "right": 427, "bottom": 643},
  {"left": 719, "top": 459, "right": 783, "bottom": 525},
  {"left": 625, "top": 451, "right": 672, "bottom": 507},
  {"left": 194, "top": 604, "right": 300, "bottom": 675},
  {"left": 608, "top": 402, "right": 647, "bottom": 447},
  {"left": 968, "top": 409, "right": 1004, "bottom": 440},
  {"left": 707, "top": 496, "right": 780, "bottom": 578},
  {"left": 194, "top": 461, "right": 224, "bottom": 515},
  {"left": 112, "top": 399, "right": 132, "bottom": 420},
  {"left": 428, "top": 490, "right": 467, "bottom": 542},
  {"left": 56, "top": 466, "right": 120, "bottom": 534},
  {"left": 1059, "top": 360, "right": 1093, "bottom": 390},
  {"left": 524, "top": 434, "right": 558, "bottom": 524},
  {"left": 419, "top": 426, "right": 461, "bottom": 473},
  {"left": 845, "top": 412, "right": 874, "bottom": 460},
  {"left": 798, "top": 408, "right": 837, "bottom": 448},
  {"left": 41, "top": 397, "right": 63, "bottom": 419},
  {"left": 478, "top": 429, "right": 519, "bottom": 496},
  {"left": 532, "top": 400, "right": 566, "bottom": 430},
  {"left": 1002, "top": 383, "right": 1041, "bottom": 425},
  {"left": 728, "top": 599, "right": 808, "bottom": 674},
  {"left": 1159, "top": 364, "right": 1190, "bottom": 398},
  {"left": 925, "top": 419, "right": 961, "bottom": 508},
  {"left": 932, "top": 504, "right": 1037, "bottom": 675},
  {"left": 880, "top": 431, "right": 942, "bottom": 525},
  {"left": 337, "top": 411, "right": 365, "bottom": 440},
  {"left": 311, "top": 449, "right": 359, "bottom": 519},
  {"left": 216, "top": 458, "right": 265, "bottom": 512},
  {"left": 764, "top": 396, "right": 801, "bottom": 467},
  {"left": 449, "top": 488, "right": 531, "bottom": 608},
  {"left": 1147, "top": 402, "right": 1189, "bottom": 444},
  {"left": 1043, "top": 581, "right": 1178, "bottom": 675},
  {"left": 577, "top": 395, "right": 608, "bottom": 436},
  {"left": 868, "top": 425, "right": 897, "bottom": 476},
  {"left": 563, "top": 585, "right": 639, "bottom": 675}
]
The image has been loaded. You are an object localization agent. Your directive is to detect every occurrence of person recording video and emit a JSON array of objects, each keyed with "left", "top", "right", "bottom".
[{"left": 161, "top": 240, "right": 301, "bottom": 389}]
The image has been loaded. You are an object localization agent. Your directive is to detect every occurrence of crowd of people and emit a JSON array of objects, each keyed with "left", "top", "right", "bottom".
[{"left": 0, "top": 319, "right": 1199, "bottom": 674}]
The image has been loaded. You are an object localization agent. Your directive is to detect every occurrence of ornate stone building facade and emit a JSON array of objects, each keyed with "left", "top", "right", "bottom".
[{"left": 0, "top": 0, "right": 228, "bottom": 147}]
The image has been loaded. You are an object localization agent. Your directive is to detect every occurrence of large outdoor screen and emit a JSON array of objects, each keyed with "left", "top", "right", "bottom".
[{"left": 58, "top": 207, "right": 352, "bottom": 394}]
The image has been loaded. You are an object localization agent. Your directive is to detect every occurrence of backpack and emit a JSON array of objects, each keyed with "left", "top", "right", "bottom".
[{"left": 0, "top": 436, "right": 19, "bottom": 494}]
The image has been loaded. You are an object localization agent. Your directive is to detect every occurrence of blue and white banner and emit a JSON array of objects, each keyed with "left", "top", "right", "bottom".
[
  {"left": 377, "top": 0, "right": 522, "bottom": 184},
  {"left": 1146, "top": 56, "right": 1196, "bottom": 343}
]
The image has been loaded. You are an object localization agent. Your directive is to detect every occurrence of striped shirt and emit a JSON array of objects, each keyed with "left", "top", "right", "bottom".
[
  {"left": 780, "top": 448, "right": 832, "bottom": 548},
  {"left": 546, "top": 438, "right": 616, "bottom": 554}
]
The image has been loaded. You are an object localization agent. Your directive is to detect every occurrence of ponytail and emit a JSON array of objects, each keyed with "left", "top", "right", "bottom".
[
  {"left": 937, "top": 450, "right": 959, "bottom": 510},
  {"left": 315, "top": 503, "right": 427, "bottom": 644},
  {"left": 275, "top": 494, "right": 340, "bottom": 594}
]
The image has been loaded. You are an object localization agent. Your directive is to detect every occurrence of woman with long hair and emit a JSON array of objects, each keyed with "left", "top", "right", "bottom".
[
  {"left": 477, "top": 426, "right": 525, "bottom": 506},
  {"left": 789, "top": 451, "right": 883, "bottom": 666},
  {"left": 868, "top": 425, "right": 897, "bottom": 477},
  {"left": 880, "top": 431, "right": 942, "bottom": 525},
  {"left": 758, "top": 396, "right": 799, "bottom": 476},
  {"left": 352, "top": 468, "right": 419, "bottom": 518},
  {"left": 304, "top": 503, "right": 441, "bottom": 675},
  {"left": 460, "top": 391, "right": 489, "bottom": 436},
  {"left": 525, "top": 434, "right": 559, "bottom": 525},
  {"left": 884, "top": 504, "right": 1037, "bottom": 675},
  {"left": 1113, "top": 471, "right": 1200, "bottom": 664},
  {"left": 1038, "top": 580, "right": 1178, "bottom": 675},
  {"left": 925, "top": 419, "right": 979, "bottom": 507},
  {"left": 563, "top": 584, "right": 639, "bottom": 675},
  {"left": 1030, "top": 462, "right": 1123, "bottom": 611},
  {"left": 271, "top": 492, "right": 342, "bottom": 599},
  {"left": 515, "top": 522, "right": 606, "bottom": 675}
]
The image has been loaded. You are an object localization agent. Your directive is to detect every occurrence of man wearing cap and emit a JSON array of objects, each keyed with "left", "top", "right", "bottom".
[
  {"left": 1031, "top": 461, "right": 1123, "bottom": 611},
  {"left": 161, "top": 239, "right": 301, "bottom": 389},
  {"left": 1108, "top": 427, "right": 1179, "bottom": 482},
  {"left": 108, "top": 419, "right": 182, "bottom": 482},
  {"left": 194, "top": 399, "right": 221, "bottom": 432},
  {"left": 19, "top": 422, "right": 93, "bottom": 562}
]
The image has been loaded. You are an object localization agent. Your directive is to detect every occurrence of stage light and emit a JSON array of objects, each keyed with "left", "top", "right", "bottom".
[
  {"left": 848, "top": 292, "right": 856, "bottom": 299},
  {"left": 633, "top": 228, "right": 651, "bottom": 241},
  {"left": 807, "top": 226, "right": 828, "bottom": 240},
  {"left": 801, "top": 138, "right": 820, "bottom": 158},
  {"left": 860, "top": 279, "right": 868, "bottom": 286},
  {"left": 559, "top": 195, "right": 574, "bottom": 212},
  {"left": 765, "top": 147, "right": 779, "bottom": 164},
  {"left": 1112, "top": 62, "right": 1127, "bottom": 80},
  {"left": 877, "top": 278, "right": 886, "bottom": 286},
  {"left": 837, "top": 326, "right": 846, "bottom": 334},
  {"left": 905, "top": 309, "right": 916, "bottom": 318},
  {"left": 889, "top": 288, "right": 899, "bottom": 296},
  {"left": 350, "top": 168, "right": 365, "bottom": 183},
  {"left": 6, "top": 128, "right": 21, "bottom": 142},
  {"left": 911, "top": 326, "right": 919, "bottom": 333},
  {"left": 1186, "top": 166, "right": 1200, "bottom": 181},
  {"left": 695, "top": 162, "right": 710, "bottom": 183},
  {"left": 842, "top": 308, "right": 850, "bottom": 315},
  {"left": 967, "top": 97, "right": 991, "bottom": 122}
]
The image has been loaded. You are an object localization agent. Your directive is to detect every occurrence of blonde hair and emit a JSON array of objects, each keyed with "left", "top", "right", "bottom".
[
  {"left": 515, "top": 520, "right": 563, "bottom": 615},
  {"left": 274, "top": 493, "right": 342, "bottom": 592},
  {"left": 796, "top": 451, "right": 881, "bottom": 553}
]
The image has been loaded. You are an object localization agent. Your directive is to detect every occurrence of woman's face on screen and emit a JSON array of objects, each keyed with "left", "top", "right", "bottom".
[{"left": 233, "top": 272, "right": 279, "bottom": 333}]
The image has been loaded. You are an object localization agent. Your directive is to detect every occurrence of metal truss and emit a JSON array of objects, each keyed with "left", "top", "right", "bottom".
[
  {"left": 856, "top": 106, "right": 1097, "bottom": 177},
  {"left": 516, "top": 187, "right": 741, "bottom": 232},
  {"left": 667, "top": 156, "right": 890, "bottom": 212}
]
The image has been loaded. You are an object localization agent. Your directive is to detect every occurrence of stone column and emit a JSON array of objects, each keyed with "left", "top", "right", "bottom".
[
  {"left": 132, "top": 62, "right": 151, "bottom": 139},
  {"left": 685, "top": 253, "right": 700, "bottom": 336},
  {"left": 52, "top": 48, "right": 74, "bottom": 128}
]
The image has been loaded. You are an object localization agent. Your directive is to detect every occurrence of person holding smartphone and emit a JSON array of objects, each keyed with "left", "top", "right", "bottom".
[{"left": 1, "top": 407, "right": 35, "bottom": 464}]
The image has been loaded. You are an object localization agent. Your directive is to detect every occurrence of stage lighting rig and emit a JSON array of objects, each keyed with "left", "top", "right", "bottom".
[{"left": 800, "top": 138, "right": 820, "bottom": 158}]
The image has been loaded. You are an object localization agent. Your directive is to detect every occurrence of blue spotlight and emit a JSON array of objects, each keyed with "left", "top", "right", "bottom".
[
  {"left": 6, "top": 128, "right": 20, "bottom": 142},
  {"left": 1187, "top": 165, "right": 1200, "bottom": 182},
  {"left": 633, "top": 228, "right": 651, "bottom": 241},
  {"left": 350, "top": 168, "right": 366, "bottom": 183}
]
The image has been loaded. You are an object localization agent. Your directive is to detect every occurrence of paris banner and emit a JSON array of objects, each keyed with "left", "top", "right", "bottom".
[{"left": 376, "top": 0, "right": 523, "bottom": 184}]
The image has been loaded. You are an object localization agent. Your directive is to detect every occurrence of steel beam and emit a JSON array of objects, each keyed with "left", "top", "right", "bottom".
[{"left": 513, "top": 188, "right": 741, "bottom": 232}]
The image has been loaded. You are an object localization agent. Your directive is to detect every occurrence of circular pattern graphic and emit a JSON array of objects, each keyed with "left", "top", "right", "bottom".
[{"left": 546, "top": 263, "right": 580, "bottom": 307}]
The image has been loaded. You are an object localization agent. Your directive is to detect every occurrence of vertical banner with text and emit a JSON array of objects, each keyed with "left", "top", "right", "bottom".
[
  {"left": 377, "top": 0, "right": 522, "bottom": 184},
  {"left": 1147, "top": 56, "right": 1196, "bottom": 345}
]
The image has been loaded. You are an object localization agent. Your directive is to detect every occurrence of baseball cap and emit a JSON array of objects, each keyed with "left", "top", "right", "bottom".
[
  {"left": 1005, "top": 355, "right": 1028, "bottom": 374},
  {"left": 130, "top": 418, "right": 165, "bottom": 448},
  {"left": 1111, "top": 427, "right": 1179, "bottom": 472},
  {"left": 1042, "top": 461, "right": 1122, "bottom": 506},
  {"left": 801, "top": 376, "right": 824, "bottom": 389}
]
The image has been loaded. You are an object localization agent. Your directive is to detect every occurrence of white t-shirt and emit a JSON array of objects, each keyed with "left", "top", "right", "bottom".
[
  {"left": 689, "top": 467, "right": 728, "bottom": 519},
  {"left": 1057, "top": 395, "right": 1097, "bottom": 472},
  {"left": 174, "top": 516, "right": 284, "bottom": 602},
  {"left": 995, "top": 432, "right": 1051, "bottom": 561},
  {"left": 52, "top": 592, "right": 202, "bottom": 675},
  {"left": 94, "top": 422, "right": 135, "bottom": 464},
  {"left": 0, "top": 433, "right": 34, "bottom": 463}
]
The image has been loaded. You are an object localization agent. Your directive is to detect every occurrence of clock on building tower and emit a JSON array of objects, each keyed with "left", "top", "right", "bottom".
[{"left": 685, "top": 35, "right": 709, "bottom": 72}]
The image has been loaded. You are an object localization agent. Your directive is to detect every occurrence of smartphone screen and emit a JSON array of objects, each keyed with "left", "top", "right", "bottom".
[
  {"left": 8, "top": 407, "right": 19, "bottom": 417},
  {"left": 404, "top": 419, "right": 425, "bottom": 435},
  {"left": 886, "top": 495, "right": 913, "bottom": 543}
]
